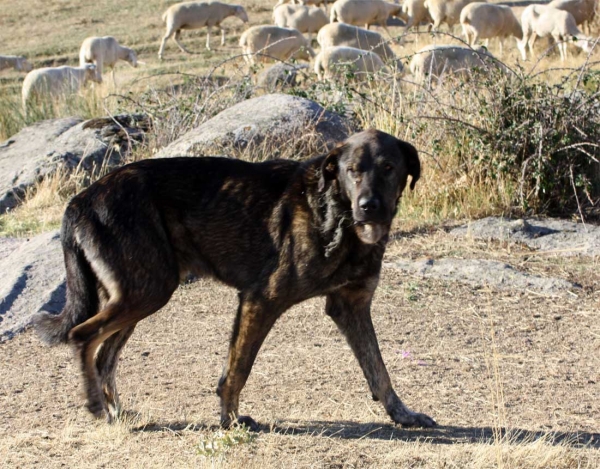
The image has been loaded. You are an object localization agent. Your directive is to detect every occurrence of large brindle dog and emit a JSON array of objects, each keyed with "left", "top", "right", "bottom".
[{"left": 34, "top": 129, "right": 436, "bottom": 430}]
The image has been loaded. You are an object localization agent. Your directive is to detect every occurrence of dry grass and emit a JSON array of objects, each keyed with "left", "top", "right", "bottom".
[
  {"left": 1, "top": 0, "right": 599, "bottom": 232},
  {"left": 0, "top": 232, "right": 598, "bottom": 468},
  {"left": 0, "top": 3, "right": 599, "bottom": 466}
]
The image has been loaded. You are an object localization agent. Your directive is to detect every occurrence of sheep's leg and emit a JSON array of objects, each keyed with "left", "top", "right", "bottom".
[
  {"left": 159, "top": 30, "right": 174, "bottom": 59},
  {"left": 95, "top": 59, "right": 104, "bottom": 83},
  {"left": 174, "top": 30, "right": 193, "bottom": 54},
  {"left": 206, "top": 27, "right": 212, "bottom": 50},
  {"left": 220, "top": 27, "right": 226, "bottom": 46},
  {"left": 559, "top": 41, "right": 567, "bottom": 61},
  {"left": 498, "top": 39, "right": 504, "bottom": 57},
  {"left": 111, "top": 68, "right": 116, "bottom": 88},
  {"left": 461, "top": 24, "right": 471, "bottom": 45},
  {"left": 527, "top": 33, "right": 537, "bottom": 59},
  {"left": 379, "top": 22, "right": 396, "bottom": 43},
  {"left": 404, "top": 18, "right": 414, "bottom": 35},
  {"left": 517, "top": 34, "right": 528, "bottom": 60}
]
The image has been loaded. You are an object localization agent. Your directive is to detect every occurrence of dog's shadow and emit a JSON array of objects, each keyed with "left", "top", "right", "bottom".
[{"left": 131, "top": 419, "right": 599, "bottom": 449}]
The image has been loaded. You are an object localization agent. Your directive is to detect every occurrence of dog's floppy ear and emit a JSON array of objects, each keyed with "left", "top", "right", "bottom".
[
  {"left": 318, "top": 145, "right": 343, "bottom": 192},
  {"left": 398, "top": 140, "right": 420, "bottom": 190}
]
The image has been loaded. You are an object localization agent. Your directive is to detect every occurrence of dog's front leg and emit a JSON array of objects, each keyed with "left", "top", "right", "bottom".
[
  {"left": 217, "top": 293, "right": 281, "bottom": 431},
  {"left": 326, "top": 286, "right": 437, "bottom": 428}
]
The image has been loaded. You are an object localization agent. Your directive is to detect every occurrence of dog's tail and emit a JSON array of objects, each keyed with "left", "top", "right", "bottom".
[{"left": 34, "top": 208, "right": 99, "bottom": 345}]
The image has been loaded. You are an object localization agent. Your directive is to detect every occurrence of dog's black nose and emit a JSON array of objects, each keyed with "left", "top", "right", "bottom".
[{"left": 358, "top": 196, "right": 380, "bottom": 212}]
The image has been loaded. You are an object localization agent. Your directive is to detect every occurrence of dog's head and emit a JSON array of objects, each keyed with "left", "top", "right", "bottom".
[{"left": 319, "top": 129, "right": 420, "bottom": 244}]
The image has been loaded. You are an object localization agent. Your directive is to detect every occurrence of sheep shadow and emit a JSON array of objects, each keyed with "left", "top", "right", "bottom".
[{"left": 131, "top": 419, "right": 599, "bottom": 449}]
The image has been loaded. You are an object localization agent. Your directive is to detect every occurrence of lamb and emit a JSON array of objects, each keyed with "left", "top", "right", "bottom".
[
  {"left": 22, "top": 64, "right": 101, "bottom": 108},
  {"left": 518, "top": 4, "right": 594, "bottom": 61},
  {"left": 317, "top": 22, "right": 396, "bottom": 62},
  {"left": 239, "top": 25, "right": 316, "bottom": 65},
  {"left": 409, "top": 44, "right": 501, "bottom": 81},
  {"left": 460, "top": 3, "right": 522, "bottom": 55},
  {"left": 273, "top": 4, "right": 329, "bottom": 40},
  {"left": 402, "top": 0, "right": 433, "bottom": 33},
  {"left": 0, "top": 55, "right": 33, "bottom": 73},
  {"left": 424, "top": 0, "right": 478, "bottom": 31},
  {"left": 549, "top": 0, "right": 597, "bottom": 33},
  {"left": 79, "top": 36, "right": 138, "bottom": 85},
  {"left": 314, "top": 46, "right": 388, "bottom": 80},
  {"left": 329, "top": 0, "right": 404, "bottom": 38},
  {"left": 159, "top": 1, "right": 249, "bottom": 58}
]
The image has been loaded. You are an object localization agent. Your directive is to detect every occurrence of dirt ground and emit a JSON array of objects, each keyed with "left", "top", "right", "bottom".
[{"left": 0, "top": 228, "right": 598, "bottom": 468}]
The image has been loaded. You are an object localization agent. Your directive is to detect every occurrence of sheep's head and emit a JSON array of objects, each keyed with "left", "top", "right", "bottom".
[
  {"left": 575, "top": 36, "right": 596, "bottom": 55},
  {"left": 17, "top": 57, "right": 33, "bottom": 72},
  {"left": 294, "top": 45, "right": 316, "bottom": 61},
  {"left": 389, "top": 58, "right": 404, "bottom": 76},
  {"left": 235, "top": 6, "right": 249, "bottom": 23},
  {"left": 128, "top": 49, "right": 139, "bottom": 68},
  {"left": 389, "top": 3, "right": 405, "bottom": 20},
  {"left": 85, "top": 64, "right": 102, "bottom": 84}
]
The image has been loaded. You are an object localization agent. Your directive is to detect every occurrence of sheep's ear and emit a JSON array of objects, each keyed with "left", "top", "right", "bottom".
[
  {"left": 318, "top": 145, "right": 343, "bottom": 192},
  {"left": 398, "top": 140, "right": 420, "bottom": 190}
]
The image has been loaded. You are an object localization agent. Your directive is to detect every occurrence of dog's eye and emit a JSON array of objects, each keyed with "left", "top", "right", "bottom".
[
  {"left": 384, "top": 164, "right": 394, "bottom": 172},
  {"left": 347, "top": 166, "right": 358, "bottom": 175}
]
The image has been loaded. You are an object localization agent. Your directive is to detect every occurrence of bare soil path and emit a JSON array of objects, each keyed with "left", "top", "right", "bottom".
[{"left": 1, "top": 229, "right": 598, "bottom": 468}]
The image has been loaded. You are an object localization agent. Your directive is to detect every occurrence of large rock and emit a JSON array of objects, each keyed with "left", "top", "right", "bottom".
[
  {"left": 386, "top": 258, "right": 579, "bottom": 294},
  {"left": 157, "top": 94, "right": 350, "bottom": 159},
  {"left": 256, "top": 64, "right": 309, "bottom": 91},
  {"left": 450, "top": 217, "right": 600, "bottom": 257},
  {"left": 0, "top": 114, "right": 150, "bottom": 213},
  {"left": 0, "top": 231, "right": 65, "bottom": 342}
]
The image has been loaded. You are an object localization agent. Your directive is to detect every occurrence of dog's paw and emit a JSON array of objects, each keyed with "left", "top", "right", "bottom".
[
  {"left": 236, "top": 415, "right": 260, "bottom": 432},
  {"left": 221, "top": 415, "right": 260, "bottom": 432},
  {"left": 399, "top": 412, "right": 437, "bottom": 428},
  {"left": 85, "top": 400, "right": 107, "bottom": 420}
]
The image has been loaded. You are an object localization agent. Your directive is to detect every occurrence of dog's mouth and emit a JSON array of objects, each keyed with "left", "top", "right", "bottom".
[{"left": 354, "top": 222, "right": 389, "bottom": 244}]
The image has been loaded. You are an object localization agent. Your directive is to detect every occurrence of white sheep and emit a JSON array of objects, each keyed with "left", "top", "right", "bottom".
[
  {"left": 424, "top": 0, "right": 477, "bottom": 31},
  {"left": 273, "top": 4, "right": 329, "bottom": 41},
  {"left": 22, "top": 64, "right": 101, "bottom": 108},
  {"left": 239, "top": 25, "right": 316, "bottom": 65},
  {"left": 549, "top": 0, "right": 597, "bottom": 33},
  {"left": 460, "top": 3, "right": 522, "bottom": 55},
  {"left": 314, "top": 46, "right": 388, "bottom": 80},
  {"left": 159, "top": 1, "right": 249, "bottom": 58},
  {"left": 0, "top": 55, "right": 33, "bottom": 73},
  {"left": 79, "top": 36, "right": 138, "bottom": 85},
  {"left": 317, "top": 22, "right": 396, "bottom": 62},
  {"left": 329, "top": 0, "right": 404, "bottom": 38},
  {"left": 518, "top": 4, "right": 594, "bottom": 61},
  {"left": 275, "top": 0, "right": 328, "bottom": 8},
  {"left": 402, "top": 0, "right": 433, "bottom": 34},
  {"left": 409, "top": 44, "right": 501, "bottom": 81}
]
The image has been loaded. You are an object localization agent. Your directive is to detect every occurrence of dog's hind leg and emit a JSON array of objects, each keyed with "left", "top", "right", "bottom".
[
  {"left": 95, "top": 325, "right": 136, "bottom": 422},
  {"left": 217, "top": 293, "right": 282, "bottom": 431},
  {"left": 69, "top": 278, "right": 177, "bottom": 420},
  {"left": 326, "top": 285, "right": 437, "bottom": 428}
]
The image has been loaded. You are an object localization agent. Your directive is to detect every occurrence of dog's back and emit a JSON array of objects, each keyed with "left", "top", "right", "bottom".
[{"left": 35, "top": 156, "right": 305, "bottom": 344}]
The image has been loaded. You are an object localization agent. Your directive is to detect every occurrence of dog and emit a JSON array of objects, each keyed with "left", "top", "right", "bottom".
[{"left": 34, "top": 129, "right": 435, "bottom": 430}]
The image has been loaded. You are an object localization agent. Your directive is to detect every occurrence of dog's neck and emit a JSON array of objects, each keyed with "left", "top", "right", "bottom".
[{"left": 318, "top": 182, "right": 353, "bottom": 258}]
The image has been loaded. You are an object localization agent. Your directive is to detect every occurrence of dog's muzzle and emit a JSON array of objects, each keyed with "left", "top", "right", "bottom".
[
  {"left": 354, "top": 222, "right": 389, "bottom": 244},
  {"left": 353, "top": 196, "right": 390, "bottom": 244}
]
